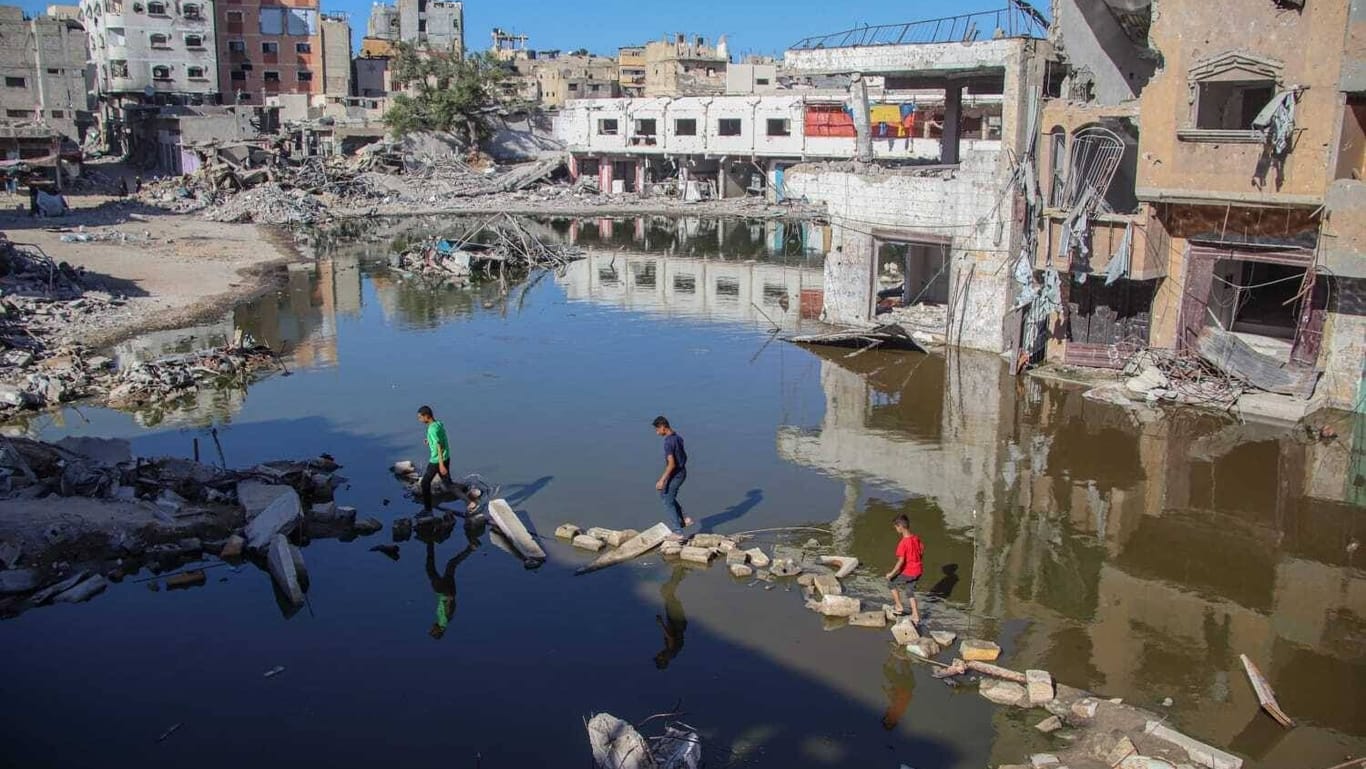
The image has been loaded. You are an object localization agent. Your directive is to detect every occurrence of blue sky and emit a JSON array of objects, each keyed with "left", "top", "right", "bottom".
[{"left": 23, "top": 0, "right": 1029, "bottom": 57}]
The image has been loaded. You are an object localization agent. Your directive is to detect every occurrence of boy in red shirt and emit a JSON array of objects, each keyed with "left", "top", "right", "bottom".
[{"left": 885, "top": 514, "right": 924, "bottom": 624}]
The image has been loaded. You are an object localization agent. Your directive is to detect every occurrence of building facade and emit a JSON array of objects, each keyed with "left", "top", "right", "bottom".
[
  {"left": 617, "top": 45, "right": 644, "bottom": 97},
  {"left": 214, "top": 0, "right": 320, "bottom": 103},
  {"left": 369, "top": 0, "right": 461, "bottom": 54},
  {"left": 725, "top": 61, "right": 780, "bottom": 95},
  {"left": 81, "top": 0, "right": 218, "bottom": 98},
  {"left": 536, "top": 55, "right": 619, "bottom": 108},
  {"left": 318, "top": 12, "right": 350, "bottom": 97},
  {"left": 642, "top": 35, "right": 728, "bottom": 97},
  {"left": 0, "top": 5, "right": 93, "bottom": 141}
]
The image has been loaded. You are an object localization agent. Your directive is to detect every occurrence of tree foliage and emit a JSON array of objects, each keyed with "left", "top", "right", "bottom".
[{"left": 384, "top": 45, "right": 507, "bottom": 143}]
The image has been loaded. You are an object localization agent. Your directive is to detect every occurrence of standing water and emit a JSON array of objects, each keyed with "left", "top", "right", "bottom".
[{"left": 1, "top": 216, "right": 1361, "bottom": 769}]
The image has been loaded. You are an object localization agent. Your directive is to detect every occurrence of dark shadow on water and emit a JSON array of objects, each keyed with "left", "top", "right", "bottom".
[
  {"left": 928, "top": 563, "right": 960, "bottom": 599},
  {"left": 654, "top": 566, "right": 688, "bottom": 670},
  {"left": 699, "top": 488, "right": 763, "bottom": 533},
  {"left": 501, "top": 475, "right": 553, "bottom": 507}
]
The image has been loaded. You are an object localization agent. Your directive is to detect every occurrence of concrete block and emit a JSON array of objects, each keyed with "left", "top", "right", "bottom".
[
  {"left": 814, "top": 594, "right": 860, "bottom": 617},
  {"left": 572, "top": 535, "right": 606, "bottom": 552},
  {"left": 980, "top": 678, "right": 1028, "bottom": 706},
  {"left": 604, "top": 529, "right": 637, "bottom": 547},
  {"left": 1034, "top": 715, "right": 1063, "bottom": 733},
  {"left": 1071, "top": 698, "right": 1099, "bottom": 719},
  {"left": 244, "top": 487, "right": 303, "bottom": 551},
  {"left": 796, "top": 573, "right": 816, "bottom": 587},
  {"left": 219, "top": 534, "right": 245, "bottom": 560},
  {"left": 1029, "top": 755, "right": 1060, "bottom": 768},
  {"left": 391, "top": 517, "right": 412, "bottom": 542},
  {"left": 906, "top": 638, "right": 941, "bottom": 658},
  {"left": 812, "top": 573, "right": 842, "bottom": 596},
  {"left": 929, "top": 630, "right": 957, "bottom": 646},
  {"left": 745, "top": 548, "right": 770, "bottom": 568},
  {"left": 1026, "top": 669, "right": 1055, "bottom": 705},
  {"left": 660, "top": 541, "right": 682, "bottom": 557},
  {"left": 1145, "top": 721, "right": 1243, "bottom": 769},
  {"left": 717, "top": 538, "right": 737, "bottom": 553},
  {"left": 725, "top": 550, "right": 749, "bottom": 566},
  {"left": 960, "top": 638, "right": 1001, "bottom": 661},
  {"left": 770, "top": 558, "right": 801, "bottom": 577},
  {"left": 688, "top": 533, "right": 725, "bottom": 548},
  {"left": 353, "top": 517, "right": 383, "bottom": 535},
  {"left": 848, "top": 611, "right": 887, "bottom": 628},
  {"left": 555, "top": 524, "right": 581, "bottom": 540},
  {"left": 585, "top": 527, "right": 616, "bottom": 542},
  {"left": 817, "top": 555, "right": 859, "bottom": 578},
  {"left": 679, "top": 546, "right": 714, "bottom": 564},
  {"left": 728, "top": 563, "right": 753, "bottom": 578},
  {"left": 891, "top": 617, "right": 921, "bottom": 644}
]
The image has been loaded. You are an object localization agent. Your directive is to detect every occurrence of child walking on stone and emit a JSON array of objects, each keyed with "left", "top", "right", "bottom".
[{"left": 885, "top": 514, "right": 924, "bottom": 624}]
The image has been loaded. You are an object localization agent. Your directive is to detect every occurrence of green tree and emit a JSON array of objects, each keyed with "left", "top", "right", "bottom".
[{"left": 384, "top": 45, "right": 507, "bottom": 144}]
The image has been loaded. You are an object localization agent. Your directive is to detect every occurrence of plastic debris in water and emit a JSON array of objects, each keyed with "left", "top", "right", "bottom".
[
  {"left": 263, "top": 665, "right": 286, "bottom": 678},
  {"left": 157, "top": 722, "right": 182, "bottom": 743}
]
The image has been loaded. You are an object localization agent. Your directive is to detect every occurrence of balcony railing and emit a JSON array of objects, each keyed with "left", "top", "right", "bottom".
[{"left": 790, "top": 7, "right": 1047, "bottom": 50}]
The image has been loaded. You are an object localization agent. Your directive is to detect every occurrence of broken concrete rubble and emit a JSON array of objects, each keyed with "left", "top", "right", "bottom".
[
  {"left": 266, "top": 534, "right": 306, "bottom": 609},
  {"left": 243, "top": 486, "right": 303, "bottom": 551},
  {"left": 586, "top": 711, "right": 701, "bottom": 769},
  {"left": 980, "top": 678, "right": 1029, "bottom": 707},
  {"left": 812, "top": 594, "right": 860, "bottom": 617},
  {"left": 890, "top": 617, "right": 921, "bottom": 644},
  {"left": 678, "top": 545, "right": 714, "bottom": 564},
  {"left": 959, "top": 638, "right": 1002, "bottom": 661},
  {"left": 573, "top": 535, "right": 606, "bottom": 552},
  {"left": 728, "top": 563, "right": 753, "bottom": 578},
  {"left": 848, "top": 611, "right": 886, "bottom": 628},
  {"left": 555, "top": 523, "right": 581, "bottom": 540},
  {"left": 1027, "top": 669, "right": 1056, "bottom": 705},
  {"left": 906, "top": 638, "right": 941, "bottom": 658}
]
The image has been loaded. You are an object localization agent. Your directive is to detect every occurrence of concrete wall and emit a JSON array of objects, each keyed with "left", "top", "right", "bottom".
[
  {"left": 319, "top": 16, "right": 350, "bottom": 97},
  {"left": 82, "top": 0, "right": 218, "bottom": 96},
  {"left": 353, "top": 55, "right": 388, "bottom": 97},
  {"left": 726, "top": 62, "right": 778, "bottom": 94},
  {"left": 1050, "top": 0, "right": 1155, "bottom": 105},
  {"left": 784, "top": 38, "right": 1027, "bottom": 77},
  {"left": 0, "top": 11, "right": 92, "bottom": 140},
  {"left": 1135, "top": 0, "right": 1350, "bottom": 203}
]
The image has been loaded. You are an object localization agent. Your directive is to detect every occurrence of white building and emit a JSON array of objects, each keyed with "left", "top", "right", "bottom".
[{"left": 80, "top": 0, "right": 218, "bottom": 97}]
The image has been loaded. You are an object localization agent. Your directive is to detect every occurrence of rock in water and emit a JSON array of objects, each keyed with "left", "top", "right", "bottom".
[
  {"left": 266, "top": 534, "right": 305, "bottom": 608},
  {"left": 52, "top": 574, "right": 109, "bottom": 603},
  {"left": 243, "top": 487, "right": 302, "bottom": 552},
  {"left": 587, "top": 712, "right": 656, "bottom": 769},
  {"left": 979, "top": 678, "right": 1028, "bottom": 706},
  {"left": 960, "top": 638, "right": 1001, "bottom": 662}
]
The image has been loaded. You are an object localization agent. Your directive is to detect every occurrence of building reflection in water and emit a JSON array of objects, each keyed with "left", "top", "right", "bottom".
[{"left": 778, "top": 345, "right": 1365, "bottom": 768}]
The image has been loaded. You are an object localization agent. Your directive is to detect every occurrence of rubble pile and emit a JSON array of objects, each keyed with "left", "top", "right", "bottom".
[
  {"left": 0, "top": 437, "right": 382, "bottom": 618},
  {"left": 202, "top": 182, "right": 329, "bottom": 226},
  {"left": 389, "top": 212, "right": 584, "bottom": 286}
]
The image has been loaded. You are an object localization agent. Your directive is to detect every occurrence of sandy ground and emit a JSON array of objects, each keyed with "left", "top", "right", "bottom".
[{"left": 0, "top": 190, "right": 302, "bottom": 349}]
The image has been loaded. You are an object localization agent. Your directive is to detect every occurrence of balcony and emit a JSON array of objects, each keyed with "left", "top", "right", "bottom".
[{"left": 1036, "top": 212, "right": 1166, "bottom": 281}]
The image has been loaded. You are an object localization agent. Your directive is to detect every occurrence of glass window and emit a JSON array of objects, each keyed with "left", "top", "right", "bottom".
[{"left": 718, "top": 118, "right": 742, "bottom": 136}]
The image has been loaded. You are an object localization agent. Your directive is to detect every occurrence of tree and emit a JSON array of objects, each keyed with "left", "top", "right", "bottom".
[{"left": 384, "top": 45, "right": 507, "bottom": 144}]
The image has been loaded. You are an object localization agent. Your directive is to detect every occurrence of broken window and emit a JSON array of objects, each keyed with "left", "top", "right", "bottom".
[
  {"left": 1048, "top": 128, "right": 1066, "bottom": 207},
  {"left": 597, "top": 119, "right": 618, "bottom": 135},
  {"left": 297, "top": 42, "right": 312, "bottom": 54},
  {"left": 146, "top": 0, "right": 166, "bottom": 14},
  {"left": 230, "top": 70, "right": 246, "bottom": 81},
  {"left": 188, "top": 66, "right": 206, "bottom": 79},
  {"left": 263, "top": 71, "right": 281, "bottom": 83},
  {"left": 5, "top": 109, "right": 28, "bottom": 118},
  {"left": 183, "top": 2, "right": 201, "bottom": 18},
  {"left": 1197, "top": 81, "right": 1275, "bottom": 130},
  {"left": 49, "top": 109, "right": 64, "bottom": 118},
  {"left": 149, "top": 32, "right": 169, "bottom": 47},
  {"left": 110, "top": 60, "right": 128, "bottom": 77},
  {"left": 765, "top": 118, "right": 791, "bottom": 137},
  {"left": 151, "top": 65, "right": 171, "bottom": 80},
  {"left": 634, "top": 118, "right": 656, "bottom": 136},
  {"left": 674, "top": 118, "right": 697, "bottom": 136},
  {"left": 718, "top": 118, "right": 742, "bottom": 136},
  {"left": 184, "top": 33, "right": 203, "bottom": 48}
]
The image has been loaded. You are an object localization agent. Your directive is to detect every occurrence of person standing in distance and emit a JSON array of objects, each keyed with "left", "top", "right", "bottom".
[{"left": 653, "top": 416, "right": 693, "bottom": 529}]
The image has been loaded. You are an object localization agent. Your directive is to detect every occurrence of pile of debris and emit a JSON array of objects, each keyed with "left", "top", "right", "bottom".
[
  {"left": 0, "top": 437, "right": 383, "bottom": 617},
  {"left": 586, "top": 712, "right": 701, "bottom": 769},
  {"left": 202, "top": 182, "right": 330, "bottom": 226},
  {"left": 389, "top": 213, "right": 583, "bottom": 286}
]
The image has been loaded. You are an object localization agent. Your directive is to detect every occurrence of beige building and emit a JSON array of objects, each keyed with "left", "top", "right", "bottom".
[
  {"left": 617, "top": 45, "right": 644, "bottom": 97},
  {"left": 642, "top": 34, "right": 728, "bottom": 97},
  {"left": 319, "top": 12, "right": 351, "bottom": 97},
  {"left": 535, "top": 54, "right": 618, "bottom": 108},
  {"left": 0, "top": 5, "right": 93, "bottom": 142}
]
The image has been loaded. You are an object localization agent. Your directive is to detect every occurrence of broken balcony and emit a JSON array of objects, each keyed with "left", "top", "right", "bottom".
[{"left": 1037, "top": 213, "right": 1166, "bottom": 280}]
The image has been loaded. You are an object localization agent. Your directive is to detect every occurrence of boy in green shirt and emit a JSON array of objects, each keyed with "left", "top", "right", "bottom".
[{"left": 417, "top": 405, "right": 481, "bottom": 516}]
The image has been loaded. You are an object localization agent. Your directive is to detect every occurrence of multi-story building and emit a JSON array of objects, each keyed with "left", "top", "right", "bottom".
[
  {"left": 1030, "top": 0, "right": 1365, "bottom": 415},
  {"left": 490, "top": 27, "right": 528, "bottom": 61},
  {"left": 81, "top": 0, "right": 218, "bottom": 99},
  {"left": 215, "top": 0, "right": 320, "bottom": 104},
  {"left": 726, "top": 61, "right": 780, "bottom": 95},
  {"left": 44, "top": 4, "right": 80, "bottom": 21},
  {"left": 536, "top": 54, "right": 619, "bottom": 108},
  {"left": 368, "top": 0, "right": 462, "bottom": 55},
  {"left": 617, "top": 45, "right": 644, "bottom": 97},
  {"left": 319, "top": 12, "right": 350, "bottom": 97},
  {"left": 0, "top": 5, "right": 93, "bottom": 142},
  {"left": 642, "top": 34, "right": 728, "bottom": 97}
]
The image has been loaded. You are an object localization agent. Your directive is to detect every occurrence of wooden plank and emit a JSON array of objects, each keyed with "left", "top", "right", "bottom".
[
  {"left": 485, "top": 498, "right": 546, "bottom": 565},
  {"left": 1240, "top": 654, "right": 1294, "bottom": 728},
  {"left": 576, "top": 522, "right": 672, "bottom": 575}
]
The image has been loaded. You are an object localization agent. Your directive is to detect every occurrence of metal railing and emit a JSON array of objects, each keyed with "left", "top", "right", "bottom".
[{"left": 789, "top": 6, "right": 1048, "bottom": 51}]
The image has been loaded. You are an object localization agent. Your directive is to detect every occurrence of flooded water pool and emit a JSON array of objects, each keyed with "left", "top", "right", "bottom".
[{"left": 2, "top": 216, "right": 1362, "bottom": 769}]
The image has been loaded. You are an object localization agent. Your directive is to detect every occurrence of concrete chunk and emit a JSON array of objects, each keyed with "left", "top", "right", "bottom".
[
  {"left": 0, "top": 568, "right": 40, "bottom": 594},
  {"left": 353, "top": 517, "right": 383, "bottom": 535},
  {"left": 891, "top": 617, "right": 921, "bottom": 644},
  {"left": 849, "top": 611, "right": 887, "bottom": 628},
  {"left": 688, "top": 533, "right": 725, "bottom": 549},
  {"left": 1071, "top": 698, "right": 1099, "bottom": 720},
  {"left": 679, "top": 545, "right": 714, "bottom": 564},
  {"left": 812, "top": 573, "right": 842, "bottom": 596},
  {"left": 219, "top": 535, "right": 245, "bottom": 560},
  {"left": 717, "top": 538, "right": 737, "bottom": 553},
  {"left": 604, "top": 529, "right": 637, "bottom": 547},
  {"left": 1026, "top": 669, "right": 1055, "bottom": 705},
  {"left": 817, "top": 555, "right": 859, "bottom": 578},
  {"left": 1035, "top": 715, "right": 1063, "bottom": 733},
  {"left": 906, "top": 638, "right": 941, "bottom": 658},
  {"left": 1029, "top": 754, "right": 1060, "bottom": 768},
  {"left": 770, "top": 558, "right": 801, "bottom": 577},
  {"left": 980, "top": 678, "right": 1028, "bottom": 706},
  {"left": 929, "top": 630, "right": 957, "bottom": 647},
  {"left": 1145, "top": 721, "right": 1243, "bottom": 769},
  {"left": 660, "top": 541, "right": 682, "bottom": 557},
  {"left": 728, "top": 563, "right": 753, "bottom": 578},
  {"left": 572, "top": 535, "right": 606, "bottom": 552},
  {"left": 814, "top": 594, "right": 861, "bottom": 617},
  {"left": 243, "top": 487, "right": 302, "bottom": 552},
  {"left": 725, "top": 549, "right": 749, "bottom": 566},
  {"left": 585, "top": 527, "right": 617, "bottom": 542},
  {"left": 744, "top": 547, "right": 770, "bottom": 568},
  {"left": 554, "top": 523, "right": 581, "bottom": 540},
  {"left": 1106, "top": 736, "right": 1137, "bottom": 767},
  {"left": 237, "top": 480, "right": 295, "bottom": 521},
  {"left": 266, "top": 534, "right": 305, "bottom": 608},
  {"left": 959, "top": 638, "right": 1001, "bottom": 662}
]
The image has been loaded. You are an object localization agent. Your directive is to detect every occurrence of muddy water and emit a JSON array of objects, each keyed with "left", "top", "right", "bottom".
[{"left": 1, "top": 216, "right": 1362, "bottom": 769}]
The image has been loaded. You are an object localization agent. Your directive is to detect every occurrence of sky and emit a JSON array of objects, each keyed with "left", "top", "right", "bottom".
[{"left": 21, "top": 0, "right": 1028, "bottom": 58}]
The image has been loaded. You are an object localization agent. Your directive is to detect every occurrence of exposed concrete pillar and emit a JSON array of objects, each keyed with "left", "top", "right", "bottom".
[
  {"left": 942, "top": 84, "right": 962, "bottom": 165},
  {"left": 848, "top": 74, "right": 872, "bottom": 162}
]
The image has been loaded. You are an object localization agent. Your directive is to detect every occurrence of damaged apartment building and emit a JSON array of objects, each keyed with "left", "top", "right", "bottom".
[{"left": 1028, "top": 0, "right": 1365, "bottom": 414}]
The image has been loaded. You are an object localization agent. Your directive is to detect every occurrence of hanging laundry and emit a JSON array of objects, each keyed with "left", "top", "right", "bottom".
[
  {"left": 869, "top": 104, "right": 901, "bottom": 124},
  {"left": 1105, "top": 222, "right": 1133, "bottom": 286},
  {"left": 1252, "top": 90, "right": 1297, "bottom": 157}
]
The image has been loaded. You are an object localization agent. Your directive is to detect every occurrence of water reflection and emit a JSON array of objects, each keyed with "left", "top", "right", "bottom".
[
  {"left": 424, "top": 529, "right": 478, "bottom": 641},
  {"left": 654, "top": 566, "right": 689, "bottom": 670}
]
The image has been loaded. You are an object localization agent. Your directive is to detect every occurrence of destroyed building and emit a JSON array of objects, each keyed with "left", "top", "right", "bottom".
[
  {"left": 1028, "top": 0, "right": 1365, "bottom": 415},
  {"left": 0, "top": 5, "right": 94, "bottom": 143},
  {"left": 617, "top": 44, "right": 645, "bottom": 97},
  {"left": 642, "top": 34, "right": 730, "bottom": 97},
  {"left": 534, "top": 54, "right": 620, "bottom": 109},
  {"left": 215, "top": 0, "right": 321, "bottom": 105},
  {"left": 367, "top": 0, "right": 463, "bottom": 56},
  {"left": 318, "top": 11, "right": 351, "bottom": 98}
]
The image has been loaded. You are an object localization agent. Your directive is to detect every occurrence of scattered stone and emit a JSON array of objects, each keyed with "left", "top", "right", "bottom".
[
  {"left": 813, "top": 594, "right": 860, "bottom": 617},
  {"left": 803, "top": 538, "right": 820, "bottom": 549},
  {"left": 310, "top": 501, "right": 338, "bottom": 518},
  {"left": 891, "top": 617, "right": 921, "bottom": 644},
  {"left": 849, "top": 611, "right": 887, "bottom": 628},
  {"left": 717, "top": 538, "right": 737, "bottom": 553},
  {"left": 1029, "top": 754, "right": 1060, "bottom": 768},
  {"left": 265, "top": 534, "right": 305, "bottom": 608},
  {"left": 960, "top": 638, "right": 1001, "bottom": 662},
  {"left": 0, "top": 568, "right": 39, "bottom": 594},
  {"left": 689, "top": 533, "right": 725, "bottom": 549},
  {"left": 812, "top": 573, "right": 843, "bottom": 597},
  {"left": 391, "top": 517, "right": 413, "bottom": 542},
  {"left": 1144, "top": 721, "right": 1243, "bottom": 769},
  {"left": 584, "top": 527, "right": 616, "bottom": 543},
  {"left": 1035, "top": 715, "right": 1063, "bottom": 733},
  {"left": 243, "top": 486, "right": 303, "bottom": 551},
  {"left": 744, "top": 547, "right": 770, "bottom": 568},
  {"left": 28, "top": 571, "right": 90, "bottom": 605},
  {"left": 353, "top": 517, "right": 383, "bottom": 535},
  {"left": 724, "top": 549, "right": 748, "bottom": 566},
  {"left": 53, "top": 574, "right": 109, "bottom": 603},
  {"left": 572, "top": 535, "right": 605, "bottom": 552},
  {"left": 817, "top": 555, "right": 859, "bottom": 578},
  {"left": 1071, "top": 698, "right": 1099, "bottom": 720},
  {"left": 1161, "top": 696, "right": 1174, "bottom": 707},
  {"left": 679, "top": 545, "right": 714, "bottom": 564},
  {"left": 1026, "top": 669, "right": 1056, "bottom": 705},
  {"left": 728, "top": 563, "right": 753, "bottom": 578},
  {"left": 237, "top": 480, "right": 296, "bottom": 521},
  {"left": 555, "top": 524, "right": 581, "bottom": 540},
  {"left": 770, "top": 558, "right": 801, "bottom": 577},
  {"left": 604, "top": 529, "right": 638, "bottom": 547},
  {"left": 391, "top": 460, "right": 416, "bottom": 476},
  {"left": 155, "top": 490, "right": 186, "bottom": 514},
  {"left": 929, "top": 630, "right": 957, "bottom": 647},
  {"left": 0, "top": 540, "right": 21, "bottom": 569},
  {"left": 906, "top": 638, "right": 941, "bottom": 658},
  {"left": 979, "top": 678, "right": 1028, "bottom": 706},
  {"left": 1106, "top": 736, "right": 1138, "bottom": 767},
  {"left": 166, "top": 570, "right": 207, "bottom": 589},
  {"left": 660, "top": 541, "right": 682, "bottom": 557},
  {"left": 796, "top": 573, "right": 816, "bottom": 587}
]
